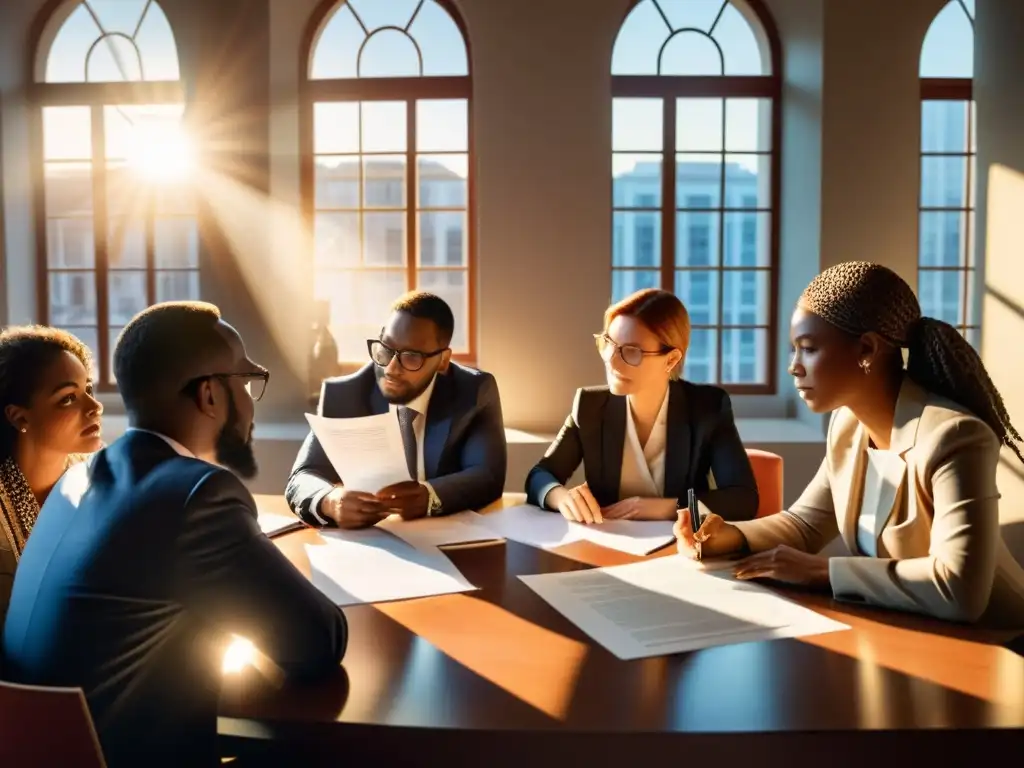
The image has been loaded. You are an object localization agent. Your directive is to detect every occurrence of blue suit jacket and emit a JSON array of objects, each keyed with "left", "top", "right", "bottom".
[
  {"left": 286, "top": 362, "right": 507, "bottom": 524},
  {"left": 1, "top": 431, "right": 347, "bottom": 766}
]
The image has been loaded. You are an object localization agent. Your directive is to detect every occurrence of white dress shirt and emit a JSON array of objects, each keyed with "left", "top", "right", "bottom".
[
  {"left": 856, "top": 447, "right": 902, "bottom": 557},
  {"left": 619, "top": 388, "right": 670, "bottom": 499}
]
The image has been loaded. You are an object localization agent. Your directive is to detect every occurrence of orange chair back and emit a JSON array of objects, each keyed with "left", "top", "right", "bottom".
[
  {"left": 0, "top": 680, "right": 106, "bottom": 766},
  {"left": 746, "top": 448, "right": 783, "bottom": 518}
]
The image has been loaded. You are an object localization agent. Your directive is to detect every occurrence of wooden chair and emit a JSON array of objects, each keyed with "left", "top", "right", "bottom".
[
  {"left": 745, "top": 448, "right": 783, "bottom": 518},
  {"left": 0, "top": 679, "right": 106, "bottom": 766}
]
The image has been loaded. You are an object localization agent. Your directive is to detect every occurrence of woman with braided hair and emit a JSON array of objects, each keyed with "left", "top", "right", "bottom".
[{"left": 675, "top": 261, "right": 1024, "bottom": 626}]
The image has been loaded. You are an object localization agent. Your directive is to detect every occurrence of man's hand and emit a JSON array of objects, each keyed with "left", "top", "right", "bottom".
[
  {"left": 320, "top": 486, "right": 389, "bottom": 529},
  {"left": 376, "top": 481, "right": 430, "bottom": 521}
]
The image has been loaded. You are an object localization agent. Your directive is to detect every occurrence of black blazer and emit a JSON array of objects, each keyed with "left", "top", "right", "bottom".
[
  {"left": 1, "top": 431, "right": 347, "bottom": 767},
  {"left": 525, "top": 380, "right": 759, "bottom": 521},
  {"left": 286, "top": 362, "right": 507, "bottom": 524}
]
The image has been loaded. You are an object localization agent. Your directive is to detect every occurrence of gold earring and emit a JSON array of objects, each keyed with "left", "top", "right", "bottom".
[
  {"left": 859, "top": 360, "right": 871, "bottom": 375},
  {"left": 20, "top": 426, "right": 27, "bottom": 433}
]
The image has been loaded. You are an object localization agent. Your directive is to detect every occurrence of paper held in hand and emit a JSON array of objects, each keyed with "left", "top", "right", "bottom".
[{"left": 304, "top": 412, "right": 412, "bottom": 493}]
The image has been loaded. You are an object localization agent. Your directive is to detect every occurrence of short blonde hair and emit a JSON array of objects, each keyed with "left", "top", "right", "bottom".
[{"left": 604, "top": 289, "right": 690, "bottom": 378}]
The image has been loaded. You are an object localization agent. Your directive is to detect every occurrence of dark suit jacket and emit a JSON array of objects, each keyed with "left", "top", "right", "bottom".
[
  {"left": 1, "top": 431, "right": 347, "bottom": 767},
  {"left": 525, "top": 380, "right": 759, "bottom": 521},
  {"left": 286, "top": 363, "right": 507, "bottom": 524}
]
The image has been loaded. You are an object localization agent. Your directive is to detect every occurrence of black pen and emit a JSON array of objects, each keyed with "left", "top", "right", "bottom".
[{"left": 687, "top": 488, "right": 702, "bottom": 561}]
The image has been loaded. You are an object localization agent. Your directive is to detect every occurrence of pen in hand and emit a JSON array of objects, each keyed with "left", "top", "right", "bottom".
[{"left": 687, "top": 489, "right": 702, "bottom": 562}]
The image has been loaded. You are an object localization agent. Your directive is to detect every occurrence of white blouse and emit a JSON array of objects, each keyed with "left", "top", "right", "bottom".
[
  {"left": 619, "top": 389, "right": 670, "bottom": 499},
  {"left": 856, "top": 447, "right": 903, "bottom": 557}
]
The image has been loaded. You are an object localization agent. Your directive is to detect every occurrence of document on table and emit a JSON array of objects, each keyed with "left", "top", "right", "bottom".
[
  {"left": 472, "top": 504, "right": 675, "bottom": 556},
  {"left": 377, "top": 511, "right": 503, "bottom": 551},
  {"left": 305, "top": 412, "right": 411, "bottom": 493},
  {"left": 519, "top": 555, "right": 849, "bottom": 660},
  {"left": 255, "top": 510, "right": 305, "bottom": 538},
  {"left": 306, "top": 529, "right": 477, "bottom": 607}
]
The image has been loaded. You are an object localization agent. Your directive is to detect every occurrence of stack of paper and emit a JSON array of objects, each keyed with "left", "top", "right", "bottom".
[
  {"left": 377, "top": 511, "right": 502, "bottom": 550},
  {"left": 472, "top": 504, "right": 675, "bottom": 556},
  {"left": 256, "top": 510, "right": 305, "bottom": 538},
  {"left": 306, "top": 529, "right": 478, "bottom": 607},
  {"left": 519, "top": 555, "right": 849, "bottom": 659}
]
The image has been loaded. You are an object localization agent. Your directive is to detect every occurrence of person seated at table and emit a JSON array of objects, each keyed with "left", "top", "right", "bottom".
[
  {"left": 287, "top": 290, "right": 507, "bottom": 529},
  {"left": 0, "top": 326, "right": 103, "bottom": 625},
  {"left": 2, "top": 302, "right": 348, "bottom": 766},
  {"left": 676, "top": 262, "right": 1024, "bottom": 627},
  {"left": 526, "top": 288, "right": 759, "bottom": 524}
]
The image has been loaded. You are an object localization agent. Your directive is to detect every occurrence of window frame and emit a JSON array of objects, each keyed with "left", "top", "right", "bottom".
[
  {"left": 611, "top": 0, "right": 782, "bottom": 395},
  {"left": 300, "top": 0, "right": 477, "bottom": 367},
  {"left": 918, "top": 1, "right": 976, "bottom": 344},
  {"left": 28, "top": 0, "right": 189, "bottom": 391}
]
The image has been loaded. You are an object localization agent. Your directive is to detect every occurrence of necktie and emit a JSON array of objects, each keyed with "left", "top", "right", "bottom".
[{"left": 397, "top": 406, "right": 418, "bottom": 480}]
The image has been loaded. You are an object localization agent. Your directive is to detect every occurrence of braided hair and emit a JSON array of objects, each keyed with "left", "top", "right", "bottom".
[
  {"left": 0, "top": 326, "right": 94, "bottom": 460},
  {"left": 799, "top": 261, "right": 1024, "bottom": 465}
]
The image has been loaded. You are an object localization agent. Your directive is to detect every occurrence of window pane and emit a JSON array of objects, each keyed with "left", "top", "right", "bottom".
[
  {"left": 108, "top": 270, "right": 148, "bottom": 325},
  {"left": 611, "top": 270, "right": 659, "bottom": 303},
  {"left": 364, "top": 212, "right": 406, "bottom": 267},
  {"left": 64, "top": 326, "right": 99, "bottom": 380},
  {"left": 361, "top": 102, "right": 407, "bottom": 153},
  {"left": 676, "top": 155, "right": 722, "bottom": 207},
  {"left": 417, "top": 100, "right": 468, "bottom": 152},
  {"left": 614, "top": 154, "right": 662, "bottom": 209},
  {"left": 964, "top": 267, "right": 978, "bottom": 326},
  {"left": 49, "top": 271, "right": 97, "bottom": 325},
  {"left": 717, "top": 3, "right": 767, "bottom": 75},
  {"left": 155, "top": 181, "right": 195, "bottom": 215},
  {"left": 724, "top": 154, "right": 769, "bottom": 208},
  {"left": 408, "top": 0, "right": 469, "bottom": 76},
  {"left": 723, "top": 270, "right": 769, "bottom": 325},
  {"left": 155, "top": 217, "right": 199, "bottom": 268},
  {"left": 45, "top": 162, "right": 93, "bottom": 218},
  {"left": 315, "top": 157, "right": 359, "bottom": 208},
  {"left": 613, "top": 99, "right": 663, "bottom": 152},
  {"left": 418, "top": 155, "right": 467, "bottom": 208},
  {"left": 674, "top": 270, "right": 719, "bottom": 326},
  {"left": 723, "top": 211, "right": 770, "bottom": 267},
  {"left": 364, "top": 156, "right": 406, "bottom": 208},
  {"left": 314, "top": 212, "right": 360, "bottom": 268},
  {"left": 108, "top": 217, "right": 146, "bottom": 268},
  {"left": 921, "top": 101, "right": 970, "bottom": 154},
  {"left": 918, "top": 269, "right": 964, "bottom": 326},
  {"left": 88, "top": 35, "right": 142, "bottom": 82},
  {"left": 920, "top": 1, "right": 974, "bottom": 78},
  {"left": 722, "top": 328, "right": 767, "bottom": 384},
  {"left": 46, "top": 218, "right": 95, "bottom": 269},
  {"left": 43, "top": 106, "right": 91, "bottom": 160},
  {"left": 417, "top": 269, "right": 469, "bottom": 352},
  {"left": 675, "top": 211, "right": 719, "bottom": 267},
  {"left": 919, "top": 211, "right": 966, "bottom": 267},
  {"left": 612, "top": 212, "right": 660, "bottom": 268},
  {"left": 359, "top": 28, "right": 421, "bottom": 78},
  {"left": 156, "top": 270, "right": 200, "bottom": 302},
  {"left": 684, "top": 328, "right": 716, "bottom": 383},
  {"left": 104, "top": 105, "right": 190, "bottom": 179},
  {"left": 108, "top": 326, "right": 124, "bottom": 383},
  {"left": 106, "top": 162, "right": 141, "bottom": 216},
  {"left": 661, "top": 31, "right": 723, "bottom": 76},
  {"left": 921, "top": 156, "right": 968, "bottom": 208},
  {"left": 726, "top": 99, "right": 772, "bottom": 152},
  {"left": 316, "top": 270, "right": 407, "bottom": 361},
  {"left": 314, "top": 103, "right": 360, "bottom": 154},
  {"left": 676, "top": 99, "right": 723, "bottom": 152},
  {"left": 418, "top": 212, "right": 465, "bottom": 267}
]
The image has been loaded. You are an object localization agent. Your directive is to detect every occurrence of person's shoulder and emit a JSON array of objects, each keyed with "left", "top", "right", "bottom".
[
  {"left": 915, "top": 386, "right": 1000, "bottom": 455},
  {"left": 184, "top": 464, "right": 255, "bottom": 510},
  {"left": 677, "top": 379, "right": 731, "bottom": 411}
]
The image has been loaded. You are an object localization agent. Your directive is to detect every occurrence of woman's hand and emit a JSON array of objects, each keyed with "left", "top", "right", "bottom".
[
  {"left": 673, "top": 508, "right": 746, "bottom": 559},
  {"left": 548, "top": 483, "right": 603, "bottom": 524},
  {"left": 602, "top": 497, "right": 678, "bottom": 521},
  {"left": 732, "top": 545, "right": 831, "bottom": 589}
]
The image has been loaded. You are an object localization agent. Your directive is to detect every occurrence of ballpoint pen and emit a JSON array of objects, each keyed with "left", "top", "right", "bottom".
[{"left": 687, "top": 488, "right": 702, "bottom": 562}]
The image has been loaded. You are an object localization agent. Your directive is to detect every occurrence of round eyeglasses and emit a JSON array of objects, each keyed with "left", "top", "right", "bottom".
[
  {"left": 593, "top": 333, "right": 673, "bottom": 367},
  {"left": 367, "top": 340, "right": 447, "bottom": 372}
]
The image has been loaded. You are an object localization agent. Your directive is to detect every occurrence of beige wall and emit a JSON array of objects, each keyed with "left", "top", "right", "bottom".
[
  {"left": 975, "top": 0, "right": 1024, "bottom": 559},
  {"left": 0, "top": 0, "right": 985, "bottom": 506}
]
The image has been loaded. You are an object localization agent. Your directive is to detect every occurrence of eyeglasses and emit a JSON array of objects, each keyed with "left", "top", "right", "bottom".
[
  {"left": 181, "top": 368, "right": 270, "bottom": 401},
  {"left": 367, "top": 340, "right": 447, "bottom": 372},
  {"left": 594, "top": 333, "right": 673, "bottom": 367}
]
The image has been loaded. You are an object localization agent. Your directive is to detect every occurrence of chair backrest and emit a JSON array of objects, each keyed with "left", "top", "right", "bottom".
[
  {"left": 0, "top": 680, "right": 106, "bottom": 766},
  {"left": 745, "top": 448, "right": 783, "bottom": 519}
]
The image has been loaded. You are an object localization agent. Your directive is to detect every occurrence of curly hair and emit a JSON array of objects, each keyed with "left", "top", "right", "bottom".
[
  {"left": 0, "top": 326, "right": 94, "bottom": 460},
  {"left": 799, "top": 261, "right": 1023, "bottom": 465}
]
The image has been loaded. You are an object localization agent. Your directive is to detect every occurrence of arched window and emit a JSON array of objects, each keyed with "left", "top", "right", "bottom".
[
  {"left": 611, "top": 0, "right": 780, "bottom": 393},
  {"left": 32, "top": 0, "right": 196, "bottom": 388},
  {"left": 919, "top": 0, "right": 975, "bottom": 345},
  {"left": 304, "top": 0, "right": 473, "bottom": 364}
]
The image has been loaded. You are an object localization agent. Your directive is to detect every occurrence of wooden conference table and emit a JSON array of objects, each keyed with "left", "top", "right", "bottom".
[{"left": 219, "top": 494, "right": 1024, "bottom": 766}]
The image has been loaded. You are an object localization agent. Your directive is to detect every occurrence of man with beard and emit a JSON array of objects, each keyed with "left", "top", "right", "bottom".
[
  {"left": 287, "top": 291, "right": 506, "bottom": 528},
  {"left": 1, "top": 302, "right": 347, "bottom": 766}
]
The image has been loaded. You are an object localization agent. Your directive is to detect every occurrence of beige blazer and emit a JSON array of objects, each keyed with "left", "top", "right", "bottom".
[{"left": 734, "top": 377, "right": 1024, "bottom": 627}]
